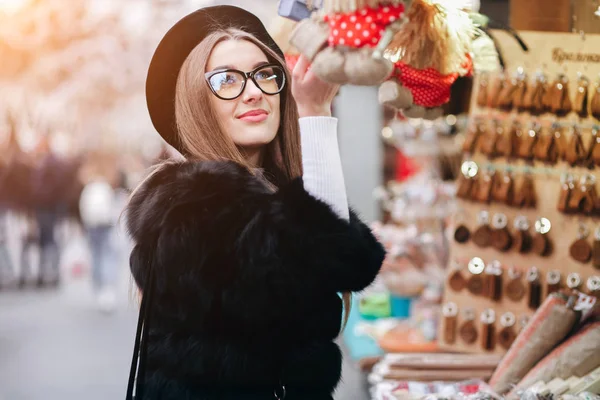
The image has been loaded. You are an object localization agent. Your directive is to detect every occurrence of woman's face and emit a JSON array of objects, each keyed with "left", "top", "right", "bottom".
[{"left": 206, "top": 40, "right": 281, "bottom": 153}]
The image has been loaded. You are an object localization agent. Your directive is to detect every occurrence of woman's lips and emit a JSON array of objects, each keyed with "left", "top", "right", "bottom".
[{"left": 237, "top": 110, "right": 268, "bottom": 123}]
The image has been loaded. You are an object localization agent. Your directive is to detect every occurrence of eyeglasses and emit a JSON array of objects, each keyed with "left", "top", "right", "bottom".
[{"left": 205, "top": 64, "right": 286, "bottom": 100}]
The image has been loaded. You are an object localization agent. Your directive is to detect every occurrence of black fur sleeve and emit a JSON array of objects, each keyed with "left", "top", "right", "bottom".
[{"left": 126, "top": 160, "right": 385, "bottom": 298}]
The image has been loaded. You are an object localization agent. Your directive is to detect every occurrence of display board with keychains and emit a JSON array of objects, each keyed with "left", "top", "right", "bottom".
[{"left": 439, "top": 30, "right": 600, "bottom": 354}]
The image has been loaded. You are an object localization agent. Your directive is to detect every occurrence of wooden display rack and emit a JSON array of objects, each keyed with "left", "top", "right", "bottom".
[{"left": 439, "top": 30, "right": 600, "bottom": 354}]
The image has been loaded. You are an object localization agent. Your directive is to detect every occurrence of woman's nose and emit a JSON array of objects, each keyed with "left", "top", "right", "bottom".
[{"left": 242, "top": 79, "right": 263, "bottom": 103}]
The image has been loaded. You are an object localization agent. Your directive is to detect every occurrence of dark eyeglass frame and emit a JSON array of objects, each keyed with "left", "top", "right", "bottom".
[{"left": 204, "top": 63, "right": 286, "bottom": 100}]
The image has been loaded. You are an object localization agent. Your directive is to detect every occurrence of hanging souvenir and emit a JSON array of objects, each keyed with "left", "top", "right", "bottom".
[
  {"left": 467, "top": 256, "right": 486, "bottom": 295},
  {"left": 459, "top": 308, "right": 478, "bottom": 344},
  {"left": 480, "top": 309, "right": 496, "bottom": 351},
  {"left": 448, "top": 261, "right": 467, "bottom": 291},
  {"left": 532, "top": 217, "right": 552, "bottom": 257},
  {"left": 549, "top": 74, "right": 572, "bottom": 117},
  {"left": 526, "top": 267, "right": 542, "bottom": 310},
  {"left": 290, "top": 0, "right": 408, "bottom": 85},
  {"left": 513, "top": 172, "right": 536, "bottom": 209},
  {"left": 546, "top": 270, "right": 562, "bottom": 298},
  {"left": 491, "top": 170, "right": 514, "bottom": 205},
  {"left": 472, "top": 212, "right": 492, "bottom": 248},
  {"left": 491, "top": 213, "right": 512, "bottom": 252},
  {"left": 533, "top": 125, "right": 557, "bottom": 163},
  {"left": 591, "top": 76, "right": 600, "bottom": 121},
  {"left": 565, "top": 126, "right": 587, "bottom": 166},
  {"left": 442, "top": 302, "right": 459, "bottom": 344},
  {"left": 498, "top": 312, "right": 517, "bottom": 350},
  {"left": 477, "top": 72, "right": 489, "bottom": 108},
  {"left": 557, "top": 173, "right": 575, "bottom": 213},
  {"left": 497, "top": 120, "right": 521, "bottom": 159},
  {"left": 378, "top": 0, "right": 475, "bottom": 119},
  {"left": 512, "top": 215, "right": 531, "bottom": 253},
  {"left": 523, "top": 71, "right": 547, "bottom": 115},
  {"left": 473, "top": 168, "right": 495, "bottom": 203},
  {"left": 457, "top": 160, "right": 478, "bottom": 199},
  {"left": 505, "top": 267, "right": 526, "bottom": 302},
  {"left": 588, "top": 126, "right": 600, "bottom": 167},
  {"left": 517, "top": 122, "right": 539, "bottom": 160},
  {"left": 569, "top": 223, "right": 592, "bottom": 264},
  {"left": 574, "top": 73, "right": 590, "bottom": 118}
]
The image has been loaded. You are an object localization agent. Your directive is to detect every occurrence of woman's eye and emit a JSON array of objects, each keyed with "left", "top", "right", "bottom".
[{"left": 255, "top": 70, "right": 274, "bottom": 80}]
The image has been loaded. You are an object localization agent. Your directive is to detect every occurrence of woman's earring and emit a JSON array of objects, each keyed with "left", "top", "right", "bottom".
[
  {"left": 472, "top": 211, "right": 492, "bottom": 248},
  {"left": 459, "top": 308, "right": 478, "bottom": 345},
  {"left": 498, "top": 312, "right": 517, "bottom": 350},
  {"left": 570, "top": 223, "right": 592, "bottom": 264},
  {"left": 506, "top": 267, "right": 526, "bottom": 302},
  {"left": 467, "top": 257, "right": 486, "bottom": 296}
]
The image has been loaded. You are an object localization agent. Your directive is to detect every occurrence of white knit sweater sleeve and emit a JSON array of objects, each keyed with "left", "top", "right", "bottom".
[{"left": 299, "top": 116, "right": 350, "bottom": 221}]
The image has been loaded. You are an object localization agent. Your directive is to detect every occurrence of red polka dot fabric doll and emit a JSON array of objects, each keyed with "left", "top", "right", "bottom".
[
  {"left": 290, "top": 0, "right": 410, "bottom": 86},
  {"left": 378, "top": 0, "right": 475, "bottom": 119}
]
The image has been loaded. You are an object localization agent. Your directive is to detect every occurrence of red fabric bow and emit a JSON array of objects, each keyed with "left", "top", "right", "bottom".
[{"left": 323, "top": 4, "right": 405, "bottom": 48}]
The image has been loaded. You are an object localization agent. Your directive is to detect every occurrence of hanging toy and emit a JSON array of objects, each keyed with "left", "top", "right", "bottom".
[
  {"left": 290, "top": 0, "right": 411, "bottom": 85},
  {"left": 378, "top": 0, "right": 476, "bottom": 120}
]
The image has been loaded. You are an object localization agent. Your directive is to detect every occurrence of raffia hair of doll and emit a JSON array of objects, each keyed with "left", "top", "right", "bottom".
[{"left": 386, "top": 0, "right": 476, "bottom": 75}]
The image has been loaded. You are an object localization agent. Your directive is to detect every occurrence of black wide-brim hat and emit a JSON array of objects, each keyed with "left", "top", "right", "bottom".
[{"left": 146, "top": 5, "right": 284, "bottom": 153}]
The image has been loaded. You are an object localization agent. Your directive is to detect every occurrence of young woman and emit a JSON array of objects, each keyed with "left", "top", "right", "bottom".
[{"left": 125, "top": 5, "right": 385, "bottom": 400}]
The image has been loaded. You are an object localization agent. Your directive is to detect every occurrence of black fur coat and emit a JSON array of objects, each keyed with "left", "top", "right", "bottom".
[{"left": 126, "top": 160, "right": 385, "bottom": 400}]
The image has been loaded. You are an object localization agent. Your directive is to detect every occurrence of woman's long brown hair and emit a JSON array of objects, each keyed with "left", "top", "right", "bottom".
[{"left": 143, "top": 28, "right": 351, "bottom": 331}]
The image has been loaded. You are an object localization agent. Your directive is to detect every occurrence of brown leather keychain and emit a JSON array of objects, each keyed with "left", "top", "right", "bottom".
[
  {"left": 557, "top": 173, "right": 575, "bottom": 213},
  {"left": 497, "top": 120, "right": 521, "bottom": 159},
  {"left": 550, "top": 74, "right": 573, "bottom": 117},
  {"left": 565, "top": 126, "right": 587, "bottom": 166},
  {"left": 484, "top": 260, "right": 503, "bottom": 301},
  {"left": 574, "top": 73, "right": 590, "bottom": 118},
  {"left": 568, "top": 174, "right": 597, "bottom": 215},
  {"left": 479, "top": 121, "right": 500, "bottom": 159},
  {"left": 533, "top": 126, "right": 557, "bottom": 163},
  {"left": 477, "top": 74, "right": 489, "bottom": 108},
  {"left": 593, "top": 227, "right": 600, "bottom": 270},
  {"left": 588, "top": 127, "right": 600, "bottom": 168},
  {"left": 467, "top": 257, "right": 486, "bottom": 296},
  {"left": 457, "top": 161, "right": 479, "bottom": 200},
  {"left": 491, "top": 213, "right": 512, "bottom": 252},
  {"left": 517, "top": 123, "right": 540, "bottom": 160},
  {"left": 472, "top": 211, "right": 492, "bottom": 248},
  {"left": 473, "top": 169, "right": 495, "bottom": 204},
  {"left": 567, "top": 273, "right": 582, "bottom": 292},
  {"left": 513, "top": 173, "right": 537, "bottom": 209},
  {"left": 532, "top": 217, "right": 553, "bottom": 257},
  {"left": 480, "top": 309, "right": 496, "bottom": 351},
  {"left": 448, "top": 261, "right": 467, "bottom": 292},
  {"left": 497, "top": 73, "right": 518, "bottom": 110},
  {"left": 591, "top": 78, "right": 600, "bottom": 120},
  {"left": 492, "top": 171, "right": 514, "bottom": 206},
  {"left": 570, "top": 223, "right": 592, "bottom": 264},
  {"left": 555, "top": 125, "right": 569, "bottom": 162},
  {"left": 527, "top": 267, "right": 542, "bottom": 310},
  {"left": 459, "top": 308, "right": 478, "bottom": 345},
  {"left": 498, "top": 312, "right": 517, "bottom": 350},
  {"left": 442, "top": 302, "right": 459, "bottom": 344},
  {"left": 546, "top": 270, "right": 562, "bottom": 298},
  {"left": 513, "top": 70, "right": 528, "bottom": 111},
  {"left": 453, "top": 224, "right": 471, "bottom": 244},
  {"left": 586, "top": 276, "right": 600, "bottom": 296},
  {"left": 506, "top": 267, "right": 526, "bottom": 302},
  {"left": 463, "top": 123, "right": 484, "bottom": 154},
  {"left": 528, "top": 71, "right": 549, "bottom": 115},
  {"left": 513, "top": 216, "right": 532, "bottom": 253}
]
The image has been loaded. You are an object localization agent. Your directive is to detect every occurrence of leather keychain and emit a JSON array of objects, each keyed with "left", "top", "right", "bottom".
[
  {"left": 477, "top": 73, "right": 489, "bottom": 108},
  {"left": 492, "top": 171, "right": 514, "bottom": 206},
  {"left": 588, "top": 127, "right": 600, "bottom": 168},
  {"left": 550, "top": 74, "right": 572, "bottom": 117},
  {"left": 442, "top": 302, "right": 459, "bottom": 344},
  {"left": 457, "top": 161, "right": 479, "bottom": 200},
  {"left": 463, "top": 123, "right": 485, "bottom": 154},
  {"left": 517, "top": 123, "right": 540, "bottom": 161},
  {"left": 484, "top": 260, "right": 503, "bottom": 301},
  {"left": 533, "top": 125, "right": 557, "bottom": 163},
  {"left": 497, "top": 120, "right": 521, "bottom": 159},
  {"left": 480, "top": 309, "right": 496, "bottom": 352},
  {"left": 513, "top": 70, "right": 528, "bottom": 111},
  {"left": 497, "top": 73, "right": 518, "bottom": 110},
  {"left": 546, "top": 270, "right": 562, "bottom": 298},
  {"left": 532, "top": 217, "right": 552, "bottom": 257},
  {"left": 473, "top": 169, "right": 495, "bottom": 204},
  {"left": 527, "top": 266, "right": 542, "bottom": 310},
  {"left": 565, "top": 126, "right": 587, "bottom": 167},
  {"left": 513, "top": 173, "right": 537, "bottom": 209},
  {"left": 530, "top": 71, "right": 549, "bottom": 115},
  {"left": 453, "top": 223, "right": 471, "bottom": 244},
  {"left": 554, "top": 125, "right": 569, "bottom": 162},
  {"left": 569, "top": 223, "right": 592, "bottom": 264},
  {"left": 567, "top": 273, "right": 582, "bottom": 292},
  {"left": 498, "top": 312, "right": 517, "bottom": 350},
  {"left": 472, "top": 211, "right": 492, "bottom": 248},
  {"left": 467, "top": 256, "right": 486, "bottom": 296},
  {"left": 569, "top": 174, "right": 597, "bottom": 215},
  {"left": 513, "top": 215, "right": 532, "bottom": 253},
  {"left": 459, "top": 308, "right": 478, "bottom": 345},
  {"left": 448, "top": 261, "right": 467, "bottom": 292},
  {"left": 591, "top": 77, "right": 600, "bottom": 120},
  {"left": 557, "top": 173, "right": 575, "bottom": 213},
  {"left": 574, "top": 73, "right": 590, "bottom": 118},
  {"left": 491, "top": 213, "right": 512, "bottom": 252},
  {"left": 506, "top": 267, "right": 526, "bottom": 302},
  {"left": 593, "top": 227, "right": 600, "bottom": 270},
  {"left": 480, "top": 120, "right": 502, "bottom": 159},
  {"left": 586, "top": 276, "right": 600, "bottom": 296}
]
